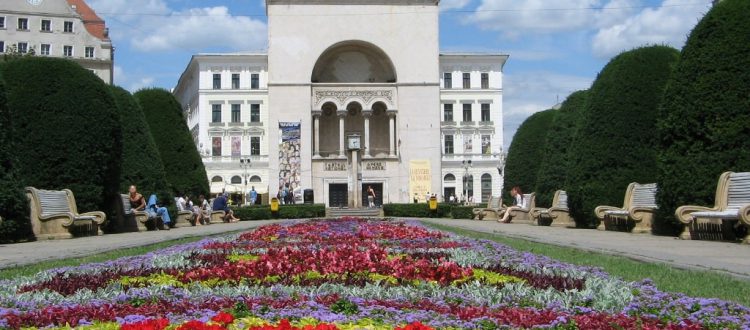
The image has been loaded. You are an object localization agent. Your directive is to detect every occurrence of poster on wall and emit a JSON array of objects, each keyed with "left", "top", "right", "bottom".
[
  {"left": 481, "top": 135, "right": 491, "bottom": 154},
  {"left": 409, "top": 159, "right": 432, "bottom": 203},
  {"left": 278, "top": 122, "right": 301, "bottom": 202},
  {"left": 231, "top": 136, "right": 241, "bottom": 157},
  {"left": 463, "top": 135, "right": 473, "bottom": 153},
  {"left": 212, "top": 137, "right": 222, "bottom": 157}
]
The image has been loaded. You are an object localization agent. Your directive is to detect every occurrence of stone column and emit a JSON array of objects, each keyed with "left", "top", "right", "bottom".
[
  {"left": 338, "top": 110, "right": 347, "bottom": 159},
  {"left": 387, "top": 110, "right": 397, "bottom": 157},
  {"left": 363, "top": 109, "right": 372, "bottom": 158},
  {"left": 312, "top": 110, "right": 321, "bottom": 159}
]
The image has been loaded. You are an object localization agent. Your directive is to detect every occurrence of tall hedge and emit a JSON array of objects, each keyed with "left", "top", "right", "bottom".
[
  {"left": 503, "top": 109, "right": 557, "bottom": 200},
  {"left": 1, "top": 57, "right": 122, "bottom": 216},
  {"left": 655, "top": 0, "right": 750, "bottom": 235},
  {"left": 566, "top": 45, "right": 679, "bottom": 227},
  {"left": 111, "top": 86, "right": 169, "bottom": 197},
  {"left": 0, "top": 73, "right": 32, "bottom": 242},
  {"left": 134, "top": 88, "right": 208, "bottom": 197},
  {"left": 534, "top": 90, "right": 588, "bottom": 207}
]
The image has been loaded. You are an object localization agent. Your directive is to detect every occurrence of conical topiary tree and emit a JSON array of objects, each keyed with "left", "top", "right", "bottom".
[
  {"left": 1, "top": 57, "right": 122, "bottom": 218},
  {"left": 503, "top": 109, "right": 557, "bottom": 202},
  {"left": 534, "top": 90, "right": 588, "bottom": 208},
  {"left": 110, "top": 86, "right": 170, "bottom": 197},
  {"left": 134, "top": 88, "right": 208, "bottom": 199},
  {"left": 566, "top": 45, "right": 679, "bottom": 228},
  {"left": 0, "top": 72, "right": 32, "bottom": 242},
  {"left": 655, "top": 0, "right": 750, "bottom": 235}
]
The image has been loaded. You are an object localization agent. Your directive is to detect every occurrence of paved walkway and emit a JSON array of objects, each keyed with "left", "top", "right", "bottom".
[
  {"left": 0, "top": 220, "right": 283, "bottom": 269},
  {"left": 419, "top": 218, "right": 750, "bottom": 280}
]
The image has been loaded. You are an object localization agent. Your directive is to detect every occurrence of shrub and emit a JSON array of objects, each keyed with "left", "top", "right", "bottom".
[
  {"left": 233, "top": 204, "right": 325, "bottom": 220},
  {"left": 503, "top": 109, "right": 557, "bottom": 202},
  {"left": 655, "top": 0, "right": 750, "bottom": 235},
  {"left": 566, "top": 46, "right": 679, "bottom": 228},
  {"left": 383, "top": 203, "right": 452, "bottom": 218},
  {"left": 0, "top": 73, "right": 32, "bottom": 242},
  {"left": 534, "top": 91, "right": 588, "bottom": 207},
  {"left": 1, "top": 57, "right": 122, "bottom": 217},
  {"left": 110, "top": 86, "right": 169, "bottom": 197},
  {"left": 134, "top": 88, "right": 208, "bottom": 198},
  {"left": 450, "top": 206, "right": 474, "bottom": 219}
]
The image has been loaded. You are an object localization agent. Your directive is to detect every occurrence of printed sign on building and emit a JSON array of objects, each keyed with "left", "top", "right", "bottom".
[
  {"left": 279, "top": 122, "right": 301, "bottom": 201},
  {"left": 409, "top": 159, "right": 432, "bottom": 203},
  {"left": 231, "top": 136, "right": 241, "bottom": 157}
]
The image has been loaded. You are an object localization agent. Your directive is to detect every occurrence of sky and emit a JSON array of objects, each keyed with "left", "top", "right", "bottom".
[{"left": 87, "top": 0, "right": 713, "bottom": 148}]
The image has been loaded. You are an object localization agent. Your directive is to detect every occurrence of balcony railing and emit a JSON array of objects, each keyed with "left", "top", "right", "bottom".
[{"left": 442, "top": 153, "right": 501, "bottom": 162}]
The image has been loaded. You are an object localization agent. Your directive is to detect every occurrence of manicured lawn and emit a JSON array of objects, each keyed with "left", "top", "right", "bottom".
[
  {"left": 425, "top": 222, "right": 750, "bottom": 307},
  {"left": 0, "top": 236, "right": 206, "bottom": 280}
]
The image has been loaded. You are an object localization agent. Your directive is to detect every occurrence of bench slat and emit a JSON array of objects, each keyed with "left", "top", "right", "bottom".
[
  {"left": 632, "top": 183, "right": 657, "bottom": 208},
  {"left": 727, "top": 173, "right": 750, "bottom": 208},
  {"left": 556, "top": 191, "right": 568, "bottom": 209},
  {"left": 37, "top": 190, "right": 72, "bottom": 217}
]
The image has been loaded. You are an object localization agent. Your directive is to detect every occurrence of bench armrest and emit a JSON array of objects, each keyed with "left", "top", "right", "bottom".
[
  {"left": 674, "top": 205, "right": 717, "bottom": 224},
  {"left": 740, "top": 204, "right": 750, "bottom": 227},
  {"left": 79, "top": 211, "right": 106, "bottom": 224},
  {"left": 547, "top": 207, "right": 569, "bottom": 219},
  {"left": 629, "top": 206, "right": 657, "bottom": 222},
  {"left": 529, "top": 207, "right": 545, "bottom": 218},
  {"left": 594, "top": 206, "right": 622, "bottom": 220},
  {"left": 38, "top": 212, "right": 76, "bottom": 226}
]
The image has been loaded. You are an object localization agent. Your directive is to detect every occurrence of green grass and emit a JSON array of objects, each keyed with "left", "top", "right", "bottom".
[
  {"left": 425, "top": 222, "right": 750, "bottom": 307},
  {"left": 0, "top": 236, "right": 208, "bottom": 280}
]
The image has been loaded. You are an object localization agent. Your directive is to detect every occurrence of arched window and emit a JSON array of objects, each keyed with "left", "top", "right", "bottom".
[
  {"left": 444, "top": 174, "right": 456, "bottom": 182},
  {"left": 211, "top": 176, "right": 223, "bottom": 183},
  {"left": 481, "top": 174, "right": 493, "bottom": 203},
  {"left": 463, "top": 174, "right": 474, "bottom": 199},
  {"left": 230, "top": 176, "right": 242, "bottom": 184},
  {"left": 311, "top": 40, "right": 397, "bottom": 83},
  {"left": 249, "top": 175, "right": 262, "bottom": 183}
]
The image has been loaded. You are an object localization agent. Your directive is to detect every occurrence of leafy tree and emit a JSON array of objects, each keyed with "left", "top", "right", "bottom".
[
  {"left": 0, "top": 73, "right": 32, "bottom": 242},
  {"left": 655, "top": 0, "right": 750, "bottom": 235},
  {"left": 566, "top": 45, "right": 679, "bottom": 228},
  {"left": 503, "top": 109, "right": 557, "bottom": 201},
  {"left": 134, "top": 88, "right": 208, "bottom": 198},
  {"left": 110, "top": 86, "right": 170, "bottom": 197},
  {"left": 1, "top": 57, "right": 122, "bottom": 220},
  {"left": 534, "top": 90, "right": 588, "bottom": 207}
]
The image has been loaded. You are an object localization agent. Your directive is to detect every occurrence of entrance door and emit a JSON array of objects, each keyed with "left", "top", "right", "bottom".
[
  {"left": 444, "top": 187, "right": 456, "bottom": 203},
  {"left": 329, "top": 183, "right": 348, "bottom": 207},
  {"left": 362, "top": 183, "right": 383, "bottom": 207}
]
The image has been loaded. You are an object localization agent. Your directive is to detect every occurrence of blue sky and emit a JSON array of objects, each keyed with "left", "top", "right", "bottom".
[{"left": 87, "top": 0, "right": 712, "bottom": 148}]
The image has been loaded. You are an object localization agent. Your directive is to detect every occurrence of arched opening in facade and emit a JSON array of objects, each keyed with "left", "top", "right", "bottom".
[
  {"left": 318, "top": 101, "right": 339, "bottom": 158},
  {"left": 249, "top": 175, "right": 262, "bottom": 183},
  {"left": 230, "top": 176, "right": 242, "bottom": 184},
  {"left": 481, "top": 173, "right": 492, "bottom": 203},
  {"left": 211, "top": 176, "right": 223, "bottom": 183},
  {"left": 311, "top": 40, "right": 397, "bottom": 83}
]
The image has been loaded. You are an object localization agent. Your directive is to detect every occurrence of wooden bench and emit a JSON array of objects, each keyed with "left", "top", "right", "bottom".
[
  {"left": 26, "top": 187, "right": 106, "bottom": 240},
  {"left": 472, "top": 196, "right": 502, "bottom": 220},
  {"left": 530, "top": 190, "right": 574, "bottom": 227},
  {"left": 595, "top": 183, "right": 657, "bottom": 233},
  {"left": 676, "top": 171, "right": 750, "bottom": 244},
  {"left": 173, "top": 197, "right": 195, "bottom": 227}
]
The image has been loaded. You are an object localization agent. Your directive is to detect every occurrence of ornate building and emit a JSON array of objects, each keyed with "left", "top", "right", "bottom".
[{"left": 174, "top": 0, "right": 508, "bottom": 206}]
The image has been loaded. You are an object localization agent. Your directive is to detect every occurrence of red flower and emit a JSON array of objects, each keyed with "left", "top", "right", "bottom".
[
  {"left": 120, "top": 318, "right": 169, "bottom": 330},
  {"left": 211, "top": 311, "right": 234, "bottom": 325},
  {"left": 394, "top": 322, "right": 435, "bottom": 330},
  {"left": 176, "top": 320, "right": 226, "bottom": 330}
]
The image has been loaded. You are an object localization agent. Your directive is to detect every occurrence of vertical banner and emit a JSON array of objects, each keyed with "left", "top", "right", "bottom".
[
  {"left": 231, "top": 136, "right": 241, "bottom": 157},
  {"left": 464, "top": 135, "right": 473, "bottom": 153},
  {"left": 212, "top": 137, "right": 222, "bottom": 157},
  {"left": 409, "top": 159, "right": 432, "bottom": 203},
  {"left": 278, "top": 122, "right": 301, "bottom": 200}
]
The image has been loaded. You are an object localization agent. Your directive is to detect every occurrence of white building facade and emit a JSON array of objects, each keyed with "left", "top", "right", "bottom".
[
  {"left": 174, "top": 0, "right": 508, "bottom": 206},
  {"left": 0, "top": 0, "right": 113, "bottom": 84}
]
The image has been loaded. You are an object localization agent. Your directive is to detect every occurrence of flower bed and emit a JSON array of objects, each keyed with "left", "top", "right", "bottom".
[{"left": 0, "top": 218, "right": 748, "bottom": 329}]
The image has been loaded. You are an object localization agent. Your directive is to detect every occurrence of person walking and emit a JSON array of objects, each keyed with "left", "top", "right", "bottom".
[
  {"left": 248, "top": 186, "right": 258, "bottom": 206},
  {"left": 367, "top": 185, "right": 376, "bottom": 208}
]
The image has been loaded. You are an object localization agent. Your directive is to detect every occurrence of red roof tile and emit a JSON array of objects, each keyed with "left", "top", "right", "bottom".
[{"left": 66, "top": 0, "right": 109, "bottom": 41}]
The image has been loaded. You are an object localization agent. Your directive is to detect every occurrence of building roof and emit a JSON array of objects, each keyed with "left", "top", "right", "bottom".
[{"left": 66, "top": 0, "right": 109, "bottom": 41}]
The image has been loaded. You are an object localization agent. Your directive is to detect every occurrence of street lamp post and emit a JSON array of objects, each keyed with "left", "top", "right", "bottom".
[
  {"left": 462, "top": 159, "right": 472, "bottom": 205},
  {"left": 239, "top": 157, "right": 252, "bottom": 206}
]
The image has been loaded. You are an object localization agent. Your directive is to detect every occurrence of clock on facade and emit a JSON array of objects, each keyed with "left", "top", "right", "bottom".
[
  {"left": 28, "top": 0, "right": 44, "bottom": 5},
  {"left": 347, "top": 134, "right": 361, "bottom": 150}
]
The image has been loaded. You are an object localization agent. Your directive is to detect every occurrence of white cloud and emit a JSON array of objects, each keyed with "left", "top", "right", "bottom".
[
  {"left": 468, "top": 0, "right": 602, "bottom": 37},
  {"left": 502, "top": 72, "right": 593, "bottom": 148},
  {"left": 88, "top": 0, "right": 268, "bottom": 53},
  {"left": 441, "top": 0, "right": 472, "bottom": 11},
  {"left": 591, "top": 0, "right": 710, "bottom": 57},
  {"left": 128, "top": 77, "right": 156, "bottom": 92}
]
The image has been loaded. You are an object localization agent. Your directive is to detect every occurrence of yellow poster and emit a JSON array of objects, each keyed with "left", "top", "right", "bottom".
[{"left": 409, "top": 159, "right": 432, "bottom": 203}]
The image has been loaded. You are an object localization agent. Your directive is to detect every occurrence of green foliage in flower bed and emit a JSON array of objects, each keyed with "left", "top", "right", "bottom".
[
  {"left": 383, "top": 203, "right": 474, "bottom": 219},
  {"left": 533, "top": 90, "right": 588, "bottom": 208},
  {"left": 503, "top": 109, "right": 557, "bottom": 203},
  {"left": 566, "top": 45, "right": 679, "bottom": 227},
  {"left": 233, "top": 204, "right": 326, "bottom": 220},
  {"left": 449, "top": 206, "right": 474, "bottom": 219},
  {"left": 134, "top": 88, "right": 208, "bottom": 197},
  {"left": 655, "top": 0, "right": 750, "bottom": 235},
  {"left": 1, "top": 57, "right": 122, "bottom": 217},
  {"left": 110, "top": 86, "right": 169, "bottom": 200}
]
